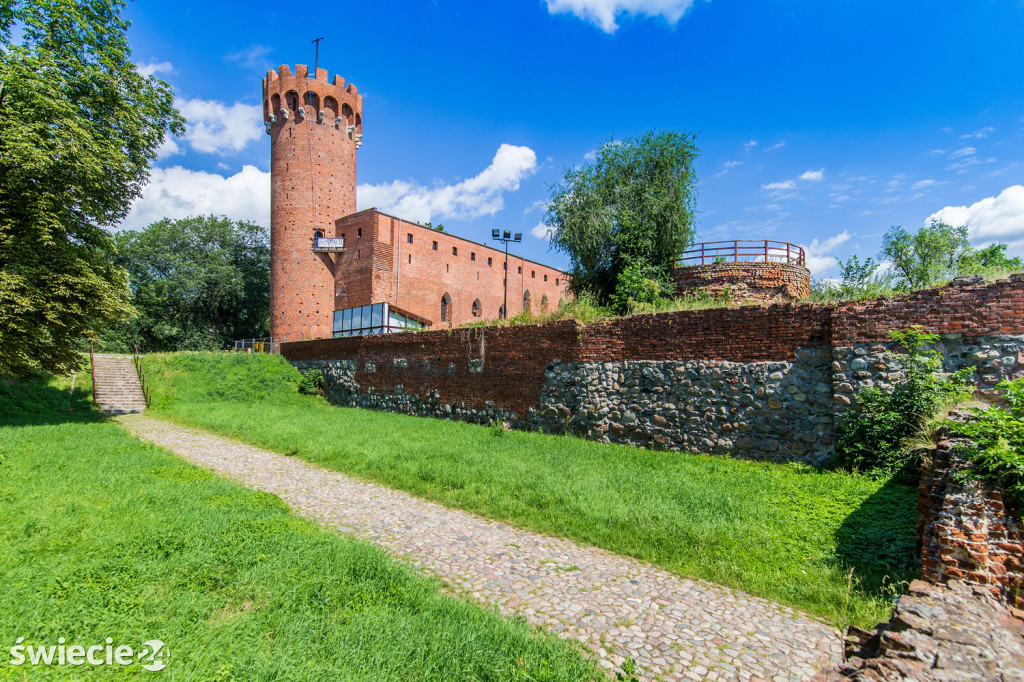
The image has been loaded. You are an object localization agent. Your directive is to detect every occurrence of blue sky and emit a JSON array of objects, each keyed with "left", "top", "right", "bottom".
[{"left": 122, "top": 0, "right": 1024, "bottom": 276}]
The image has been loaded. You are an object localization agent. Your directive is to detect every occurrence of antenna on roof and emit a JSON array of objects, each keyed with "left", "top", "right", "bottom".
[{"left": 312, "top": 36, "right": 325, "bottom": 76}]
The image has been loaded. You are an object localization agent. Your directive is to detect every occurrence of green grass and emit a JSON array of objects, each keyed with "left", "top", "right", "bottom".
[
  {"left": 142, "top": 352, "right": 920, "bottom": 628},
  {"left": 0, "top": 373, "right": 599, "bottom": 680}
]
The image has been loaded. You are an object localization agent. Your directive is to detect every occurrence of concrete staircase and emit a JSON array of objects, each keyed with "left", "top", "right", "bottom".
[{"left": 92, "top": 354, "right": 148, "bottom": 414}]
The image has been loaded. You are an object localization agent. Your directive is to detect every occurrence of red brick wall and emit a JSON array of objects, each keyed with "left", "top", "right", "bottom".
[
  {"left": 284, "top": 322, "right": 582, "bottom": 416},
  {"left": 264, "top": 64, "right": 363, "bottom": 343},
  {"left": 833, "top": 274, "right": 1024, "bottom": 345},
  {"left": 672, "top": 262, "right": 810, "bottom": 302}
]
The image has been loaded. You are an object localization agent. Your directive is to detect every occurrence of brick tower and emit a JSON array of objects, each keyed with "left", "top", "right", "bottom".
[{"left": 263, "top": 64, "right": 363, "bottom": 343}]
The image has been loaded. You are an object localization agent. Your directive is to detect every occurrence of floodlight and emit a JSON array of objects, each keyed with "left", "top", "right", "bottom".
[
  {"left": 503, "top": 230, "right": 511, "bottom": 239},
  {"left": 492, "top": 229, "right": 500, "bottom": 239},
  {"left": 514, "top": 233, "right": 522, "bottom": 242}
]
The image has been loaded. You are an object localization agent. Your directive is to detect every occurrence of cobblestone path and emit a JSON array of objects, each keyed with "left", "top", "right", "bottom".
[{"left": 119, "top": 415, "right": 842, "bottom": 681}]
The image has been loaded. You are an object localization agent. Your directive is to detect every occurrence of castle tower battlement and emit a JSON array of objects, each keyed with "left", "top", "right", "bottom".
[{"left": 263, "top": 64, "right": 363, "bottom": 343}]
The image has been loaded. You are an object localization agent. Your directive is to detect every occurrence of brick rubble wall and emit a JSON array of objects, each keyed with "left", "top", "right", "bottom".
[
  {"left": 918, "top": 438, "right": 1024, "bottom": 607},
  {"left": 672, "top": 262, "right": 811, "bottom": 303}
]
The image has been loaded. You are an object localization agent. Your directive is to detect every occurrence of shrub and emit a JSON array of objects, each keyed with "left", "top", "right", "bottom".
[
  {"left": 953, "top": 378, "right": 1024, "bottom": 512},
  {"left": 609, "top": 261, "right": 674, "bottom": 314},
  {"left": 298, "top": 368, "right": 324, "bottom": 396},
  {"left": 834, "top": 328, "right": 972, "bottom": 478}
]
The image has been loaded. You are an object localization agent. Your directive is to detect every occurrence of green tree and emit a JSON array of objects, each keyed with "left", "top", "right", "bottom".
[
  {"left": 880, "top": 220, "right": 1023, "bottom": 291},
  {"left": 104, "top": 216, "right": 270, "bottom": 352},
  {"left": 545, "top": 130, "right": 699, "bottom": 309},
  {"left": 0, "top": 0, "right": 183, "bottom": 376}
]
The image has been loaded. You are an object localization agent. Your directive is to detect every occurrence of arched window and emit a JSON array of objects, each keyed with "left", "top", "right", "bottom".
[
  {"left": 335, "top": 282, "right": 346, "bottom": 297},
  {"left": 523, "top": 290, "right": 532, "bottom": 314},
  {"left": 303, "top": 91, "right": 320, "bottom": 112},
  {"left": 324, "top": 96, "right": 339, "bottom": 119},
  {"left": 441, "top": 293, "right": 452, "bottom": 323},
  {"left": 540, "top": 294, "right": 549, "bottom": 312},
  {"left": 285, "top": 90, "right": 299, "bottom": 112},
  {"left": 472, "top": 299, "right": 482, "bottom": 317},
  {"left": 341, "top": 103, "right": 353, "bottom": 124}
]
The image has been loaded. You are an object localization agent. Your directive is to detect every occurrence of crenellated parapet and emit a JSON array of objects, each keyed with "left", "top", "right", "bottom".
[{"left": 261, "top": 64, "right": 363, "bottom": 147}]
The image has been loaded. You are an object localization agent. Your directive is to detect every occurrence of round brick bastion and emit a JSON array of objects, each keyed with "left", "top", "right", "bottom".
[{"left": 672, "top": 261, "right": 811, "bottom": 303}]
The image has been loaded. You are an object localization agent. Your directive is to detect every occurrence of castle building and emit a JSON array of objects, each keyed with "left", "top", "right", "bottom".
[{"left": 263, "top": 64, "right": 567, "bottom": 343}]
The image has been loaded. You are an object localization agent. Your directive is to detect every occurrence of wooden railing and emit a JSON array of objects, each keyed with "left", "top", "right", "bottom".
[
  {"left": 132, "top": 344, "right": 152, "bottom": 408},
  {"left": 677, "top": 240, "right": 806, "bottom": 267}
]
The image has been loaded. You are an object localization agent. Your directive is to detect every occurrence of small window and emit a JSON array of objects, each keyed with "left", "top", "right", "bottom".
[
  {"left": 503, "top": 262, "right": 507, "bottom": 271},
  {"left": 487, "top": 257, "right": 493, "bottom": 266},
  {"left": 472, "top": 299, "right": 482, "bottom": 317},
  {"left": 556, "top": 278, "right": 560, "bottom": 286},
  {"left": 544, "top": 274, "right": 548, "bottom": 282},
  {"left": 408, "top": 254, "right": 412, "bottom": 263},
  {"left": 357, "top": 228, "right": 362, "bottom": 238},
  {"left": 531, "top": 270, "right": 536, "bottom": 279},
  {"left": 432, "top": 241, "right": 438, "bottom": 250},
  {"left": 471, "top": 252, "right": 476, "bottom": 261},
  {"left": 518, "top": 266, "right": 522, "bottom": 274},
  {"left": 452, "top": 246, "right": 458, "bottom": 256},
  {"left": 407, "top": 233, "right": 413, "bottom": 244},
  {"left": 441, "top": 293, "right": 452, "bottom": 323},
  {"left": 446, "top": 264, "right": 449, "bottom": 272}
]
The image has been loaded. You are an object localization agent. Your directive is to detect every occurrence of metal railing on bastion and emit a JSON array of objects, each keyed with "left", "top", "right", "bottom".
[{"left": 677, "top": 240, "right": 806, "bottom": 267}]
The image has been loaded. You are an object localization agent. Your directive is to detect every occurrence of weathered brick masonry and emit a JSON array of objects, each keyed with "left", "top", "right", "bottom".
[
  {"left": 918, "top": 436, "right": 1024, "bottom": 607},
  {"left": 283, "top": 276, "right": 1024, "bottom": 465},
  {"left": 672, "top": 262, "right": 811, "bottom": 303}
]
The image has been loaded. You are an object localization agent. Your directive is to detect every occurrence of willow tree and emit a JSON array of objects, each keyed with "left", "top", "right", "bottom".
[
  {"left": 0, "top": 0, "right": 184, "bottom": 375},
  {"left": 545, "top": 129, "right": 699, "bottom": 307}
]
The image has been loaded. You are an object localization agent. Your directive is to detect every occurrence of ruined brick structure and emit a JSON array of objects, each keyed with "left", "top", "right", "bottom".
[
  {"left": 673, "top": 262, "right": 811, "bottom": 302},
  {"left": 263, "top": 64, "right": 566, "bottom": 342}
]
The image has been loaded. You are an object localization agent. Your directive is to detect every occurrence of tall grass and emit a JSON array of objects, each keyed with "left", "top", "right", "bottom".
[
  {"left": 142, "top": 352, "right": 920, "bottom": 628},
  {"left": 0, "top": 374, "right": 598, "bottom": 680}
]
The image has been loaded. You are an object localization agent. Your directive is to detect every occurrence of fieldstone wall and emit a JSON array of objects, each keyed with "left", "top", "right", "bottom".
[
  {"left": 672, "top": 262, "right": 811, "bottom": 303},
  {"left": 536, "top": 350, "right": 833, "bottom": 464},
  {"left": 831, "top": 335, "right": 1024, "bottom": 416}
]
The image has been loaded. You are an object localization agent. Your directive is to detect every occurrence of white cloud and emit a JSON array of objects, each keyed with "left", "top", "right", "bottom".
[
  {"left": 544, "top": 0, "right": 700, "bottom": 33},
  {"left": 177, "top": 98, "right": 264, "bottom": 155},
  {"left": 226, "top": 44, "right": 272, "bottom": 70},
  {"left": 762, "top": 180, "right": 796, "bottom": 191},
  {"left": 946, "top": 155, "right": 996, "bottom": 173},
  {"left": 713, "top": 160, "right": 743, "bottom": 178},
  {"left": 801, "top": 230, "right": 852, "bottom": 275},
  {"left": 928, "top": 185, "right": 1024, "bottom": 256},
  {"left": 911, "top": 179, "right": 935, "bottom": 191},
  {"left": 120, "top": 165, "right": 270, "bottom": 230},
  {"left": 357, "top": 144, "right": 537, "bottom": 224},
  {"left": 765, "top": 140, "right": 786, "bottom": 151},
  {"left": 155, "top": 135, "right": 181, "bottom": 159},
  {"left": 799, "top": 168, "right": 824, "bottom": 181},
  {"left": 960, "top": 127, "right": 994, "bottom": 140},
  {"left": 583, "top": 149, "right": 598, "bottom": 161},
  {"left": 137, "top": 60, "right": 173, "bottom": 78},
  {"left": 949, "top": 146, "right": 977, "bottom": 159},
  {"left": 531, "top": 222, "right": 555, "bottom": 240},
  {"left": 744, "top": 140, "right": 758, "bottom": 151}
]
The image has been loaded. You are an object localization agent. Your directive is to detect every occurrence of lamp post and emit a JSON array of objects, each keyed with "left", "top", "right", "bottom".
[{"left": 491, "top": 229, "right": 521, "bottom": 318}]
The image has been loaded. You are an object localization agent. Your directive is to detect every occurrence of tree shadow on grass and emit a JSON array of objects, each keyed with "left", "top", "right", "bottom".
[
  {"left": 834, "top": 474, "right": 921, "bottom": 597},
  {"left": 0, "top": 377, "right": 108, "bottom": 427}
]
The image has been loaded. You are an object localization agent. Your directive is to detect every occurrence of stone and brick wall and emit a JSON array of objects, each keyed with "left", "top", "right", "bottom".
[
  {"left": 918, "top": 436, "right": 1024, "bottom": 607},
  {"left": 672, "top": 262, "right": 811, "bottom": 303},
  {"left": 282, "top": 277, "right": 1024, "bottom": 465}
]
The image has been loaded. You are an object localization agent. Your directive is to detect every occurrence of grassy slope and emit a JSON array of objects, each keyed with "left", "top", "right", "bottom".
[
  {"left": 143, "top": 352, "right": 919, "bottom": 628},
  {"left": 0, "top": 372, "right": 598, "bottom": 680}
]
